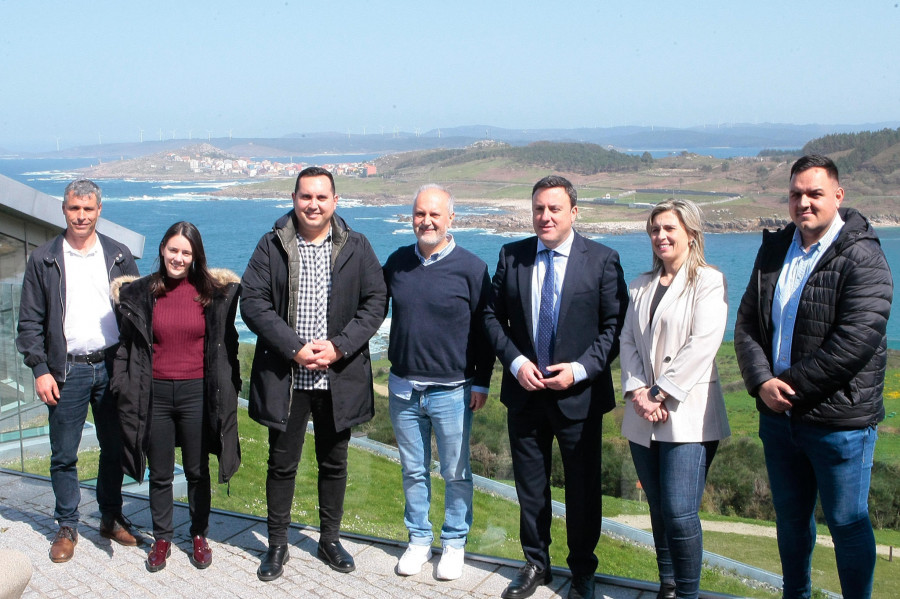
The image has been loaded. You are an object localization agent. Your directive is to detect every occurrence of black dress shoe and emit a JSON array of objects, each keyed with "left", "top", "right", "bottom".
[
  {"left": 657, "top": 581, "right": 676, "bottom": 599},
  {"left": 257, "top": 544, "right": 290, "bottom": 581},
  {"left": 502, "top": 563, "right": 552, "bottom": 599},
  {"left": 568, "top": 573, "right": 596, "bottom": 599},
  {"left": 317, "top": 540, "right": 355, "bottom": 573}
]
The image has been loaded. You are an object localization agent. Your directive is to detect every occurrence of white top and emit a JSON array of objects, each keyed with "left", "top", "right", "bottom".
[
  {"left": 619, "top": 265, "right": 731, "bottom": 447},
  {"left": 62, "top": 237, "right": 119, "bottom": 354}
]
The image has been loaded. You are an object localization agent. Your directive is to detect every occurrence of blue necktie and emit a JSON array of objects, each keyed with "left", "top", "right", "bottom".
[{"left": 536, "top": 249, "right": 555, "bottom": 376}]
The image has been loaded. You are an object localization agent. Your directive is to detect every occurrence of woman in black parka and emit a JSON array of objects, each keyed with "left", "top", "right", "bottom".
[{"left": 111, "top": 221, "right": 241, "bottom": 573}]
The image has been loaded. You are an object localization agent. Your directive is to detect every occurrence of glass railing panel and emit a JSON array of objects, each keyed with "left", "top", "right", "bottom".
[
  {"left": 6, "top": 279, "right": 891, "bottom": 597},
  {"left": 1, "top": 283, "right": 51, "bottom": 476}
]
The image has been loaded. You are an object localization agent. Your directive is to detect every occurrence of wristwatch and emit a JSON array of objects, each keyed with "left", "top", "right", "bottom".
[{"left": 649, "top": 385, "right": 663, "bottom": 400}]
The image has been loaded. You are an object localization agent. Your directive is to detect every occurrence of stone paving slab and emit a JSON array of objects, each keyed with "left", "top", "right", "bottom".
[{"left": 0, "top": 470, "right": 682, "bottom": 598}]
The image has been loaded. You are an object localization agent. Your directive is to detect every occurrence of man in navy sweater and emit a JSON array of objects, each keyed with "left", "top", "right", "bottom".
[{"left": 383, "top": 184, "right": 495, "bottom": 581}]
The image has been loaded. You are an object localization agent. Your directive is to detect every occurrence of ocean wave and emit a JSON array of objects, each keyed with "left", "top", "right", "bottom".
[
  {"left": 495, "top": 231, "right": 532, "bottom": 239},
  {"left": 452, "top": 226, "right": 493, "bottom": 233},
  {"left": 335, "top": 198, "right": 363, "bottom": 207},
  {"left": 109, "top": 193, "right": 215, "bottom": 202},
  {"left": 23, "top": 170, "right": 82, "bottom": 178},
  {"left": 160, "top": 184, "right": 213, "bottom": 190}
]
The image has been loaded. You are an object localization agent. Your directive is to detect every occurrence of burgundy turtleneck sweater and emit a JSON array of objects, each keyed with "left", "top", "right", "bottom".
[{"left": 152, "top": 277, "right": 205, "bottom": 379}]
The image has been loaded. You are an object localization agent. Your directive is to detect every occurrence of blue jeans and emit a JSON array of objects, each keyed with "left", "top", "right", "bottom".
[
  {"left": 389, "top": 383, "right": 473, "bottom": 548},
  {"left": 630, "top": 440, "right": 718, "bottom": 599},
  {"left": 47, "top": 357, "right": 124, "bottom": 528},
  {"left": 759, "top": 412, "right": 877, "bottom": 599}
]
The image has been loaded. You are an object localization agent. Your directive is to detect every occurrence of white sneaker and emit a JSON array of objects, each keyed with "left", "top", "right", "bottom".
[
  {"left": 435, "top": 545, "right": 465, "bottom": 580},
  {"left": 396, "top": 544, "right": 432, "bottom": 576}
]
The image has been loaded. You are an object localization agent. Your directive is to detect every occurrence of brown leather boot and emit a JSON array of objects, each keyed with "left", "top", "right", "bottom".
[
  {"left": 100, "top": 514, "right": 139, "bottom": 546},
  {"left": 49, "top": 526, "right": 78, "bottom": 563}
]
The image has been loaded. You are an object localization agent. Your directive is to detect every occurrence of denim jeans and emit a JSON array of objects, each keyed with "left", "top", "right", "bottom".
[
  {"left": 148, "top": 379, "right": 210, "bottom": 541},
  {"left": 266, "top": 389, "right": 350, "bottom": 546},
  {"left": 629, "top": 440, "right": 718, "bottom": 599},
  {"left": 389, "top": 383, "right": 473, "bottom": 549},
  {"left": 47, "top": 357, "right": 124, "bottom": 528},
  {"left": 759, "top": 413, "right": 877, "bottom": 599}
]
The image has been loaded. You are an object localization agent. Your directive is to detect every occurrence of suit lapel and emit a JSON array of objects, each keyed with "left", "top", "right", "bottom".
[
  {"left": 518, "top": 239, "right": 538, "bottom": 343},
  {"left": 555, "top": 233, "right": 586, "bottom": 332}
]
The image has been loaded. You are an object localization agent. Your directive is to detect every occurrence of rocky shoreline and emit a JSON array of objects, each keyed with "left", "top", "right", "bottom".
[{"left": 208, "top": 188, "right": 900, "bottom": 235}]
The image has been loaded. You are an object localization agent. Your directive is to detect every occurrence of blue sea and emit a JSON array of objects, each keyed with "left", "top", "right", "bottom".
[{"left": 4, "top": 158, "right": 900, "bottom": 349}]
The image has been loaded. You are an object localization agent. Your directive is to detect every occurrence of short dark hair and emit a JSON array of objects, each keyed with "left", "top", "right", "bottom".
[
  {"left": 294, "top": 166, "right": 336, "bottom": 194},
  {"left": 64, "top": 179, "right": 102, "bottom": 204},
  {"left": 790, "top": 154, "right": 839, "bottom": 183},
  {"left": 532, "top": 175, "right": 577, "bottom": 207}
]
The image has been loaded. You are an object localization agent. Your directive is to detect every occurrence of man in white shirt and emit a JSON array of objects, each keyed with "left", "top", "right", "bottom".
[{"left": 17, "top": 180, "right": 140, "bottom": 563}]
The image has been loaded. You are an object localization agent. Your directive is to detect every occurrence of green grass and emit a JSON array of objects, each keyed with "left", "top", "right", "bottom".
[
  {"left": 210, "top": 410, "right": 775, "bottom": 597},
  {"left": 703, "top": 531, "right": 900, "bottom": 598},
  {"left": 16, "top": 409, "right": 775, "bottom": 597},
  {"left": 13, "top": 340, "right": 900, "bottom": 597}
]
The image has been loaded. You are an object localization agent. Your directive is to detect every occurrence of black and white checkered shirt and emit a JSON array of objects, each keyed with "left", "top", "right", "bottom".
[{"left": 294, "top": 229, "right": 333, "bottom": 390}]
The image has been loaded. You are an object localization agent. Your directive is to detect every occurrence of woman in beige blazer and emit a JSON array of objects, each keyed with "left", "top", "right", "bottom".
[{"left": 620, "top": 199, "right": 730, "bottom": 599}]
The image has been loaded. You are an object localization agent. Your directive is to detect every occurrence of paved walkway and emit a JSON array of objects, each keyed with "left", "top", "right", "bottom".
[{"left": 0, "top": 470, "right": 689, "bottom": 599}]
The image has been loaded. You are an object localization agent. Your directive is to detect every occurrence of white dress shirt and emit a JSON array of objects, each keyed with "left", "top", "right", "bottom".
[{"left": 62, "top": 237, "right": 119, "bottom": 354}]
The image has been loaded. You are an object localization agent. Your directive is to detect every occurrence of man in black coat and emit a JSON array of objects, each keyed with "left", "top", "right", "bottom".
[
  {"left": 484, "top": 176, "right": 627, "bottom": 599},
  {"left": 240, "top": 167, "right": 386, "bottom": 582},
  {"left": 16, "top": 180, "right": 140, "bottom": 562},
  {"left": 735, "top": 155, "right": 893, "bottom": 599}
]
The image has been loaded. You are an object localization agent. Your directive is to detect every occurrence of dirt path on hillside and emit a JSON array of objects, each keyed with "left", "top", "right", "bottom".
[{"left": 610, "top": 515, "right": 896, "bottom": 557}]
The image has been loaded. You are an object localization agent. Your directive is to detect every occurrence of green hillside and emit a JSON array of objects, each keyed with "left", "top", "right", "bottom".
[
  {"left": 380, "top": 141, "right": 645, "bottom": 175},
  {"left": 801, "top": 127, "right": 900, "bottom": 195}
]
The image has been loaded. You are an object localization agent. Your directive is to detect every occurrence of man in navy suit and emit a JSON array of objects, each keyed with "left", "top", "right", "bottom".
[{"left": 484, "top": 175, "right": 627, "bottom": 599}]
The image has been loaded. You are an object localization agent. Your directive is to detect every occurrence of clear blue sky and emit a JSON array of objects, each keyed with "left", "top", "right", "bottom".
[{"left": 1, "top": 0, "right": 898, "bottom": 151}]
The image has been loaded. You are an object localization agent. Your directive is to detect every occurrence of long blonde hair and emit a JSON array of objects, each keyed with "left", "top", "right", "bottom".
[{"left": 646, "top": 199, "right": 708, "bottom": 286}]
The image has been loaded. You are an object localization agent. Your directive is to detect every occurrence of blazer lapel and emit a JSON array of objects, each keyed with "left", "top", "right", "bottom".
[
  {"left": 635, "top": 274, "right": 656, "bottom": 372},
  {"left": 648, "top": 266, "right": 688, "bottom": 367}
]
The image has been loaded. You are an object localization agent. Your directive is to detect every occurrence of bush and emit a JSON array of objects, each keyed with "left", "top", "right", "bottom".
[
  {"left": 868, "top": 460, "right": 900, "bottom": 529},
  {"left": 704, "top": 437, "right": 775, "bottom": 520},
  {"left": 601, "top": 438, "right": 637, "bottom": 499}
]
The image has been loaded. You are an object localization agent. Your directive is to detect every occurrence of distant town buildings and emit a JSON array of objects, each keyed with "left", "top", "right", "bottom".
[{"left": 164, "top": 151, "right": 377, "bottom": 179}]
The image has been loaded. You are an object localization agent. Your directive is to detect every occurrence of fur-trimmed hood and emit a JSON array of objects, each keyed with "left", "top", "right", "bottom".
[
  {"left": 110, "top": 274, "right": 140, "bottom": 303},
  {"left": 110, "top": 268, "right": 240, "bottom": 304}
]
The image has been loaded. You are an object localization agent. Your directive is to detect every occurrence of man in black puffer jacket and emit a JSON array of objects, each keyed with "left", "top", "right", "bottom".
[{"left": 735, "top": 155, "right": 892, "bottom": 599}]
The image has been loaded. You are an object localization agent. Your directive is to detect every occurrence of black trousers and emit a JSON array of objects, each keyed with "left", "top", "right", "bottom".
[
  {"left": 507, "top": 394, "right": 604, "bottom": 576},
  {"left": 266, "top": 389, "right": 351, "bottom": 545},
  {"left": 149, "top": 378, "right": 210, "bottom": 540}
]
